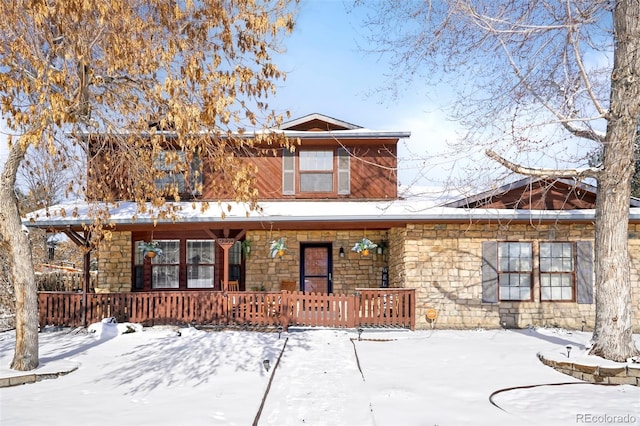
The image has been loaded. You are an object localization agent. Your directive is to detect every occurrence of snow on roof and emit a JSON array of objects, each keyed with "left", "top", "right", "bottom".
[
  {"left": 24, "top": 196, "right": 640, "bottom": 229},
  {"left": 24, "top": 179, "right": 640, "bottom": 229},
  {"left": 73, "top": 127, "right": 411, "bottom": 143},
  {"left": 73, "top": 112, "right": 410, "bottom": 141},
  {"left": 255, "top": 128, "right": 411, "bottom": 139}
]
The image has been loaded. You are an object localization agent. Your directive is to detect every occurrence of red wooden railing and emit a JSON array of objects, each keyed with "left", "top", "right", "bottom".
[
  {"left": 38, "top": 289, "right": 415, "bottom": 330},
  {"left": 356, "top": 288, "right": 416, "bottom": 329}
]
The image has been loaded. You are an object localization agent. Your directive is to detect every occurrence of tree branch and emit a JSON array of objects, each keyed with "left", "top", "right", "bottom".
[
  {"left": 485, "top": 148, "right": 601, "bottom": 179},
  {"left": 497, "top": 38, "right": 606, "bottom": 144},
  {"left": 565, "top": 1, "right": 607, "bottom": 117}
]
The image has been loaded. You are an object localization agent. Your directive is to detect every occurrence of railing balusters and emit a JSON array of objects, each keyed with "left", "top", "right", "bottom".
[{"left": 36, "top": 289, "right": 415, "bottom": 330}]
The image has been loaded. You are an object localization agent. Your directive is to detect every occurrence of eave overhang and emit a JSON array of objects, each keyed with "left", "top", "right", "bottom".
[{"left": 24, "top": 200, "right": 640, "bottom": 232}]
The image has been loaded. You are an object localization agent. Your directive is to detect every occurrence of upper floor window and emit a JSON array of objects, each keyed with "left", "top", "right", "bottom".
[
  {"left": 154, "top": 150, "right": 202, "bottom": 196},
  {"left": 299, "top": 150, "right": 334, "bottom": 192},
  {"left": 283, "top": 148, "right": 350, "bottom": 195}
]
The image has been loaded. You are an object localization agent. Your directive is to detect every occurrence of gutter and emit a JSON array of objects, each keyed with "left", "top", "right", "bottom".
[{"left": 26, "top": 209, "right": 640, "bottom": 228}]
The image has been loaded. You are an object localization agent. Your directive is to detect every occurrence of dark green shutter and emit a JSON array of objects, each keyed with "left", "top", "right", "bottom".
[
  {"left": 482, "top": 241, "right": 499, "bottom": 303},
  {"left": 576, "top": 241, "right": 594, "bottom": 304}
]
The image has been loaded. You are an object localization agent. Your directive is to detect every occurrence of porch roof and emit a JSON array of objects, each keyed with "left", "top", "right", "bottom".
[{"left": 23, "top": 198, "right": 640, "bottom": 230}]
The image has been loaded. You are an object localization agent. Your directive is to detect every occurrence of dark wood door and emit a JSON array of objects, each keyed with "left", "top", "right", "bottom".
[{"left": 301, "top": 243, "right": 332, "bottom": 293}]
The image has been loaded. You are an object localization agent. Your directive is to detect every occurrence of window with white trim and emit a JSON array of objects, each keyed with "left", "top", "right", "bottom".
[
  {"left": 186, "top": 240, "right": 215, "bottom": 288},
  {"left": 150, "top": 240, "right": 180, "bottom": 289},
  {"left": 154, "top": 150, "right": 202, "bottom": 196},
  {"left": 498, "top": 242, "right": 532, "bottom": 301},
  {"left": 482, "top": 240, "right": 593, "bottom": 304},
  {"left": 299, "top": 150, "right": 333, "bottom": 192},
  {"left": 282, "top": 148, "right": 350, "bottom": 195},
  {"left": 540, "top": 242, "right": 575, "bottom": 301}
]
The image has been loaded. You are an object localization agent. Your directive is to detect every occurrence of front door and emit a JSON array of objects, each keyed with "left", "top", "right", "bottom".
[{"left": 301, "top": 243, "right": 332, "bottom": 293}]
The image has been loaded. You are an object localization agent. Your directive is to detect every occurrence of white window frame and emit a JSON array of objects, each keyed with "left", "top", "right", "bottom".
[{"left": 497, "top": 242, "right": 532, "bottom": 301}]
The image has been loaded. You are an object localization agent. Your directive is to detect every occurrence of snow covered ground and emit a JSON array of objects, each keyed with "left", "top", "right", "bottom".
[{"left": 0, "top": 323, "right": 639, "bottom": 426}]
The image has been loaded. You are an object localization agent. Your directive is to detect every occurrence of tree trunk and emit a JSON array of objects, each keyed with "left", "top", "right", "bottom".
[
  {"left": 589, "top": 0, "right": 640, "bottom": 362},
  {"left": 0, "top": 141, "right": 39, "bottom": 371}
]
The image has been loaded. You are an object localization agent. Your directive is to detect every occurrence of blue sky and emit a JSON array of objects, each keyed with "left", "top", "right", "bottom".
[{"left": 270, "top": 0, "right": 460, "bottom": 187}]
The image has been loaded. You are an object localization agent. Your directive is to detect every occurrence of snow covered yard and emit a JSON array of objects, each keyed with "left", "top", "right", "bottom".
[{"left": 0, "top": 324, "right": 638, "bottom": 426}]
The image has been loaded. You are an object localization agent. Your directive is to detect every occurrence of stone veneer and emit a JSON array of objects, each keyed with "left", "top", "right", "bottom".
[
  {"left": 95, "top": 231, "right": 132, "bottom": 292},
  {"left": 405, "top": 223, "right": 640, "bottom": 331},
  {"left": 94, "top": 223, "right": 640, "bottom": 333},
  {"left": 244, "top": 229, "right": 389, "bottom": 292}
]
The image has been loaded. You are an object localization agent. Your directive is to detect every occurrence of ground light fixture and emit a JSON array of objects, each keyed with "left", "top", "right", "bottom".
[
  {"left": 263, "top": 359, "right": 270, "bottom": 371},
  {"left": 357, "top": 327, "right": 363, "bottom": 341},
  {"left": 277, "top": 325, "right": 283, "bottom": 339},
  {"left": 566, "top": 345, "right": 572, "bottom": 358}
]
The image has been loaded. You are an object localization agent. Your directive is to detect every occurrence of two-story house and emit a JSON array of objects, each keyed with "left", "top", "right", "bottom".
[{"left": 28, "top": 113, "right": 640, "bottom": 331}]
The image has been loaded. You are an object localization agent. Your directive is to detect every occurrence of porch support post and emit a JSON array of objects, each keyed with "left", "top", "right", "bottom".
[
  {"left": 82, "top": 247, "right": 90, "bottom": 327},
  {"left": 216, "top": 238, "right": 235, "bottom": 291},
  {"left": 63, "top": 227, "right": 91, "bottom": 327}
]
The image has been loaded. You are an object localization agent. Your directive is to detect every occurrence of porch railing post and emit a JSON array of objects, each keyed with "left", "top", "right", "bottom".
[
  {"left": 346, "top": 293, "right": 355, "bottom": 328},
  {"left": 352, "top": 291, "right": 361, "bottom": 329},
  {"left": 82, "top": 249, "right": 91, "bottom": 327},
  {"left": 280, "top": 290, "right": 289, "bottom": 331},
  {"left": 409, "top": 289, "right": 416, "bottom": 330}
]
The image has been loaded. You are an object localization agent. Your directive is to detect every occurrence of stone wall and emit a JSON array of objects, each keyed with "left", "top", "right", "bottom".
[
  {"left": 538, "top": 354, "right": 640, "bottom": 386},
  {"left": 408, "top": 223, "right": 640, "bottom": 331},
  {"left": 244, "top": 229, "right": 389, "bottom": 292},
  {"left": 387, "top": 227, "right": 407, "bottom": 290},
  {"left": 96, "top": 231, "right": 132, "bottom": 292},
  {"left": 95, "top": 223, "right": 640, "bottom": 333}
]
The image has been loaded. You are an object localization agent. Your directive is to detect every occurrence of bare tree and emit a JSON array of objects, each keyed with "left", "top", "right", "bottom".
[
  {"left": 18, "top": 144, "right": 75, "bottom": 212},
  {"left": 358, "top": 0, "right": 639, "bottom": 361},
  {"left": 0, "top": 0, "right": 296, "bottom": 371}
]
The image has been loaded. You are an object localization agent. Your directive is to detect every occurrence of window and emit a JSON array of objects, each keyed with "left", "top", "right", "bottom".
[
  {"left": 150, "top": 240, "right": 180, "bottom": 289},
  {"left": 133, "top": 236, "right": 247, "bottom": 291},
  {"left": 154, "top": 150, "right": 202, "bottom": 196},
  {"left": 228, "top": 241, "right": 242, "bottom": 282},
  {"left": 497, "top": 242, "right": 532, "bottom": 301},
  {"left": 540, "top": 242, "right": 574, "bottom": 301},
  {"left": 187, "top": 240, "right": 214, "bottom": 288},
  {"left": 282, "top": 148, "right": 350, "bottom": 195},
  {"left": 299, "top": 150, "right": 333, "bottom": 192},
  {"left": 482, "top": 240, "right": 593, "bottom": 304}
]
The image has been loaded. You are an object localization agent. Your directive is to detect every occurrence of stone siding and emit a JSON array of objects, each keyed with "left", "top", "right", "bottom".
[
  {"left": 96, "top": 231, "right": 132, "bottom": 292},
  {"left": 244, "top": 229, "right": 388, "bottom": 292},
  {"left": 407, "top": 223, "right": 640, "bottom": 332},
  {"left": 387, "top": 227, "right": 407, "bottom": 290},
  {"left": 96, "top": 223, "right": 640, "bottom": 333}
]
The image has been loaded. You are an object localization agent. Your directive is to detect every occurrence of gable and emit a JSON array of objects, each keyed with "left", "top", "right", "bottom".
[
  {"left": 447, "top": 178, "right": 600, "bottom": 210},
  {"left": 280, "top": 113, "right": 361, "bottom": 131}
]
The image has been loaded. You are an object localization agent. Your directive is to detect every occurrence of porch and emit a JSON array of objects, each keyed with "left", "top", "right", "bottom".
[{"left": 38, "top": 288, "right": 415, "bottom": 330}]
